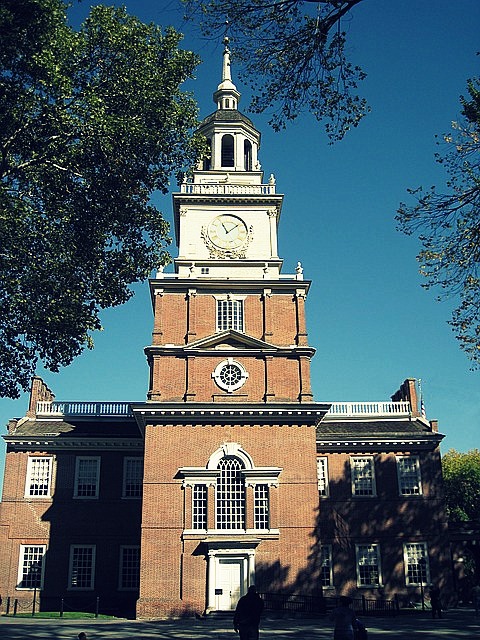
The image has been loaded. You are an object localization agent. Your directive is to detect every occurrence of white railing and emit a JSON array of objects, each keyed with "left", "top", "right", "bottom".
[
  {"left": 179, "top": 183, "right": 276, "bottom": 195},
  {"left": 326, "top": 401, "right": 411, "bottom": 418},
  {"left": 157, "top": 272, "right": 301, "bottom": 280},
  {"left": 36, "top": 401, "right": 133, "bottom": 417},
  {"left": 36, "top": 400, "right": 411, "bottom": 419}
]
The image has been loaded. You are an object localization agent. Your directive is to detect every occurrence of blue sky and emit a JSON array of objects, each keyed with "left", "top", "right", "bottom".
[{"left": 1, "top": 0, "right": 479, "bottom": 491}]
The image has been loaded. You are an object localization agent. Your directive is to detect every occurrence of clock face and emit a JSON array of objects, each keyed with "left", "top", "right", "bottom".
[{"left": 207, "top": 215, "right": 248, "bottom": 250}]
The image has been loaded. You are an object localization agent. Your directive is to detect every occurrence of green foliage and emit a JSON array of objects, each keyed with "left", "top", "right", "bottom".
[
  {"left": 397, "top": 76, "right": 480, "bottom": 367},
  {"left": 442, "top": 449, "right": 480, "bottom": 521},
  {"left": 0, "top": 0, "right": 202, "bottom": 398},
  {"left": 183, "top": 0, "right": 368, "bottom": 141}
]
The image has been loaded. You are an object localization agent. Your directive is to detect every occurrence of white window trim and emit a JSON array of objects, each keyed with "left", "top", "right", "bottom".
[
  {"left": 215, "top": 456, "right": 245, "bottom": 530},
  {"left": 350, "top": 456, "right": 377, "bottom": 497},
  {"left": 317, "top": 457, "right": 329, "bottom": 497},
  {"left": 192, "top": 483, "right": 208, "bottom": 531},
  {"left": 179, "top": 444, "right": 281, "bottom": 536},
  {"left": 355, "top": 543, "right": 382, "bottom": 587},
  {"left": 320, "top": 544, "right": 333, "bottom": 588},
  {"left": 214, "top": 294, "right": 246, "bottom": 333},
  {"left": 74, "top": 456, "right": 101, "bottom": 499},
  {"left": 68, "top": 545, "right": 96, "bottom": 590},
  {"left": 396, "top": 455, "right": 422, "bottom": 496},
  {"left": 118, "top": 545, "right": 140, "bottom": 591},
  {"left": 25, "top": 456, "right": 53, "bottom": 498},
  {"left": 122, "top": 457, "right": 143, "bottom": 499},
  {"left": 403, "top": 542, "right": 430, "bottom": 586},
  {"left": 16, "top": 545, "right": 46, "bottom": 590},
  {"left": 253, "top": 483, "right": 270, "bottom": 530},
  {"left": 212, "top": 358, "right": 249, "bottom": 393}
]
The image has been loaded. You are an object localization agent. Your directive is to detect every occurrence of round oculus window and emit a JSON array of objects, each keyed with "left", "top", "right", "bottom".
[{"left": 212, "top": 359, "right": 249, "bottom": 393}]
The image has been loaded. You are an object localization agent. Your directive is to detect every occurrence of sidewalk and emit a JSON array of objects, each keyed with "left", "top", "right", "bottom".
[{"left": 1, "top": 608, "right": 479, "bottom": 640}]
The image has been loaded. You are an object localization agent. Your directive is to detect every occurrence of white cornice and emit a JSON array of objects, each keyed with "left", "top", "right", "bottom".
[
  {"left": 3, "top": 437, "right": 144, "bottom": 451},
  {"left": 316, "top": 435, "right": 443, "bottom": 452},
  {"left": 131, "top": 402, "right": 330, "bottom": 433}
]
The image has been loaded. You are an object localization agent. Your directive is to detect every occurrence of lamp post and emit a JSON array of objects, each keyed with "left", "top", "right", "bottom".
[{"left": 31, "top": 561, "right": 42, "bottom": 617}]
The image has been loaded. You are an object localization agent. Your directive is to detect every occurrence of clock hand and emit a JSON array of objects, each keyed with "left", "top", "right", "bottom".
[{"left": 226, "top": 224, "right": 239, "bottom": 234}]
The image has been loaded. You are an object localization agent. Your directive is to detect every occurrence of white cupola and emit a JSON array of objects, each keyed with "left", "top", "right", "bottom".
[{"left": 195, "top": 37, "right": 262, "bottom": 178}]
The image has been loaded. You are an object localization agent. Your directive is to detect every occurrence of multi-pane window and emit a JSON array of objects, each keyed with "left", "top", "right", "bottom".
[
  {"left": 356, "top": 544, "right": 381, "bottom": 586},
  {"left": 217, "top": 299, "right": 244, "bottom": 332},
  {"left": 254, "top": 484, "right": 269, "bottom": 530},
  {"left": 123, "top": 457, "right": 143, "bottom": 498},
  {"left": 320, "top": 545, "right": 333, "bottom": 587},
  {"left": 17, "top": 545, "right": 45, "bottom": 589},
  {"left": 69, "top": 545, "right": 95, "bottom": 589},
  {"left": 119, "top": 546, "right": 140, "bottom": 590},
  {"left": 193, "top": 484, "right": 208, "bottom": 530},
  {"left": 404, "top": 542, "right": 430, "bottom": 585},
  {"left": 397, "top": 456, "right": 422, "bottom": 496},
  {"left": 216, "top": 457, "right": 245, "bottom": 530},
  {"left": 25, "top": 457, "right": 53, "bottom": 498},
  {"left": 74, "top": 457, "right": 100, "bottom": 498},
  {"left": 317, "top": 457, "right": 329, "bottom": 496},
  {"left": 351, "top": 456, "right": 376, "bottom": 496}
]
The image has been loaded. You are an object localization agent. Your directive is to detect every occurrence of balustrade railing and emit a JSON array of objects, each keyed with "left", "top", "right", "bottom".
[
  {"left": 36, "top": 401, "right": 133, "bottom": 417},
  {"left": 326, "top": 401, "right": 411, "bottom": 417},
  {"left": 180, "top": 183, "right": 276, "bottom": 195},
  {"left": 36, "top": 400, "right": 410, "bottom": 419}
]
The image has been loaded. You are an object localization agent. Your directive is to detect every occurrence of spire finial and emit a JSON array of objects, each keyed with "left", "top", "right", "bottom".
[
  {"left": 222, "top": 24, "right": 232, "bottom": 83},
  {"left": 213, "top": 19, "right": 240, "bottom": 109}
]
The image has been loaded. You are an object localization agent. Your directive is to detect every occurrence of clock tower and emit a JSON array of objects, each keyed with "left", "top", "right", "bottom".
[{"left": 134, "top": 39, "right": 329, "bottom": 618}]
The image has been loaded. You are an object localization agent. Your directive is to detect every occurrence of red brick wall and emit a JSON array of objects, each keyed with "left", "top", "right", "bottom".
[
  {"left": 317, "top": 447, "right": 452, "bottom": 602},
  {"left": 149, "top": 353, "right": 306, "bottom": 403},
  {"left": 138, "top": 421, "right": 320, "bottom": 616},
  {"left": 154, "top": 291, "right": 309, "bottom": 348},
  {"left": 0, "top": 447, "right": 142, "bottom": 612}
]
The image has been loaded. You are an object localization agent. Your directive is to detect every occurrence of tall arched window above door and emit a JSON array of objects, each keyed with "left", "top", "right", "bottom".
[
  {"left": 216, "top": 457, "right": 245, "bottom": 529},
  {"left": 178, "top": 442, "right": 281, "bottom": 535},
  {"left": 221, "top": 134, "right": 235, "bottom": 167},
  {"left": 244, "top": 140, "right": 252, "bottom": 171}
]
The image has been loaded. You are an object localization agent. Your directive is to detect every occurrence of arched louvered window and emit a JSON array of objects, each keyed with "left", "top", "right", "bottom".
[
  {"left": 202, "top": 138, "right": 212, "bottom": 170},
  {"left": 221, "top": 134, "right": 234, "bottom": 167},
  {"left": 244, "top": 140, "right": 252, "bottom": 171},
  {"left": 216, "top": 457, "right": 245, "bottom": 529}
]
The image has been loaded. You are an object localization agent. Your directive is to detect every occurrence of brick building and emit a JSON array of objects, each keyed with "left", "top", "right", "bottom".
[{"left": 0, "top": 42, "right": 453, "bottom": 618}]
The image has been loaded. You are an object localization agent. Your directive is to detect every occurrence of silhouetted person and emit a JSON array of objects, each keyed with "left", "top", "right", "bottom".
[
  {"left": 330, "top": 596, "right": 358, "bottom": 640},
  {"left": 234, "top": 585, "right": 264, "bottom": 640},
  {"left": 77, "top": 633, "right": 88, "bottom": 640},
  {"left": 430, "top": 586, "right": 442, "bottom": 618}
]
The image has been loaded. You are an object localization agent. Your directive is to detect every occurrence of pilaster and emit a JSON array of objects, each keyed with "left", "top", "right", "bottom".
[
  {"left": 152, "top": 289, "right": 164, "bottom": 345},
  {"left": 262, "top": 288, "right": 273, "bottom": 341},
  {"left": 264, "top": 355, "right": 275, "bottom": 402},
  {"left": 185, "top": 355, "right": 196, "bottom": 401},
  {"left": 298, "top": 355, "right": 314, "bottom": 403},
  {"left": 186, "top": 289, "right": 197, "bottom": 343},
  {"left": 295, "top": 289, "right": 309, "bottom": 346}
]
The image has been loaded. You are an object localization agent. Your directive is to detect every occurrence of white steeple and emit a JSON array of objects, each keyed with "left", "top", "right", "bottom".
[
  {"left": 171, "top": 42, "right": 284, "bottom": 281},
  {"left": 213, "top": 36, "right": 240, "bottom": 110}
]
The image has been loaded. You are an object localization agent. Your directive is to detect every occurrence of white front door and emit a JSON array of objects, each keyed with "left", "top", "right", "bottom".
[{"left": 215, "top": 558, "right": 243, "bottom": 610}]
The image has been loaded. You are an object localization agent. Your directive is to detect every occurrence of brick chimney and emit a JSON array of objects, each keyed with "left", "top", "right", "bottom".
[
  {"left": 391, "top": 378, "right": 420, "bottom": 417},
  {"left": 27, "top": 377, "right": 55, "bottom": 419}
]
